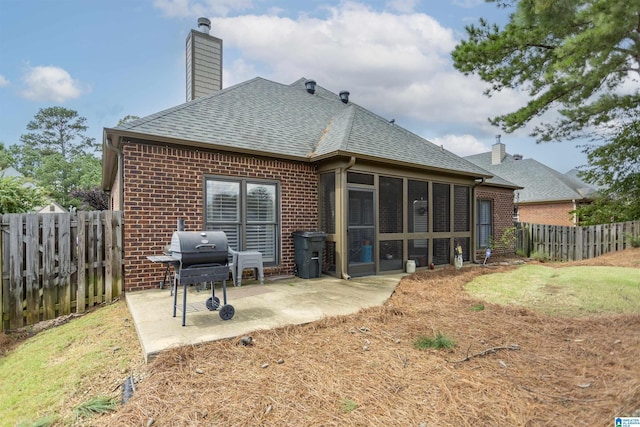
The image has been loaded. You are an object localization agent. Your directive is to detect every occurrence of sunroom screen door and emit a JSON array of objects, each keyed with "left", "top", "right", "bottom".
[{"left": 347, "top": 189, "right": 375, "bottom": 277}]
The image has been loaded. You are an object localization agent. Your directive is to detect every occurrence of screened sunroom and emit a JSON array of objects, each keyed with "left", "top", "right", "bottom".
[{"left": 318, "top": 160, "right": 477, "bottom": 278}]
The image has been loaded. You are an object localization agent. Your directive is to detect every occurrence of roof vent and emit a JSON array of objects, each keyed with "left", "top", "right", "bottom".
[
  {"left": 339, "top": 90, "right": 349, "bottom": 104},
  {"left": 513, "top": 154, "right": 523, "bottom": 160},
  {"left": 305, "top": 80, "right": 316, "bottom": 94},
  {"left": 197, "top": 17, "right": 211, "bottom": 34}
]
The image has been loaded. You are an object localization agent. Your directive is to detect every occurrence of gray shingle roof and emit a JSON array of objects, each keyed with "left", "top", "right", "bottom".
[
  {"left": 465, "top": 152, "right": 597, "bottom": 203},
  {"left": 112, "top": 77, "right": 492, "bottom": 178}
]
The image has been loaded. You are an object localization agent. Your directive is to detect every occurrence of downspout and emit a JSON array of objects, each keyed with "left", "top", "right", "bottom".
[
  {"left": 105, "top": 138, "right": 124, "bottom": 211},
  {"left": 340, "top": 156, "right": 356, "bottom": 279},
  {"left": 471, "top": 177, "right": 485, "bottom": 264}
]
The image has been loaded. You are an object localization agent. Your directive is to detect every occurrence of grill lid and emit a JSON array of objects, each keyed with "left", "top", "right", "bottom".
[{"left": 170, "top": 231, "right": 228, "bottom": 266}]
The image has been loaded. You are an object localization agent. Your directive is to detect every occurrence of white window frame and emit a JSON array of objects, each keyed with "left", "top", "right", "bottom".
[
  {"left": 204, "top": 176, "right": 280, "bottom": 265},
  {"left": 477, "top": 199, "right": 493, "bottom": 249}
]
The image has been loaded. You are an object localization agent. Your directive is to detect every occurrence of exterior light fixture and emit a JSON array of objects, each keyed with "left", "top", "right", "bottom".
[{"left": 339, "top": 90, "right": 349, "bottom": 103}]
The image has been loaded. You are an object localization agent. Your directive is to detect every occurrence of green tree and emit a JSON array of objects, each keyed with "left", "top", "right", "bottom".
[
  {"left": 0, "top": 176, "right": 46, "bottom": 214},
  {"left": 452, "top": 0, "right": 640, "bottom": 222},
  {"left": 117, "top": 114, "right": 140, "bottom": 126},
  {"left": 0, "top": 142, "right": 15, "bottom": 170},
  {"left": 15, "top": 107, "right": 100, "bottom": 208}
]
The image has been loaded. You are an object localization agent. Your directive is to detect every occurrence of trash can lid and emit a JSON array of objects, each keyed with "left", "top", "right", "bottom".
[{"left": 292, "top": 230, "right": 327, "bottom": 237}]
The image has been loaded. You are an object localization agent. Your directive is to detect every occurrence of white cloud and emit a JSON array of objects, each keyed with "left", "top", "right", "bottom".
[
  {"left": 210, "top": 2, "right": 527, "bottom": 137},
  {"left": 20, "top": 66, "right": 87, "bottom": 102},
  {"left": 433, "top": 134, "right": 489, "bottom": 157},
  {"left": 0, "top": 75, "right": 8, "bottom": 87},
  {"left": 153, "top": 0, "right": 253, "bottom": 17}
]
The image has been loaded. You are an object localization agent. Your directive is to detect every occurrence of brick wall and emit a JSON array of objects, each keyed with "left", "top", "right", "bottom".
[
  {"left": 519, "top": 202, "right": 575, "bottom": 226},
  {"left": 122, "top": 142, "right": 318, "bottom": 291},
  {"left": 475, "top": 186, "right": 515, "bottom": 258}
]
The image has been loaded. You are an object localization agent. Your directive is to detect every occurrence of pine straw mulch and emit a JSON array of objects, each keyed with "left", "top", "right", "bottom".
[{"left": 102, "top": 248, "right": 640, "bottom": 427}]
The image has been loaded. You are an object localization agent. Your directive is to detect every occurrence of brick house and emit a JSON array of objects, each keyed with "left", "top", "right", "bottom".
[
  {"left": 101, "top": 19, "right": 518, "bottom": 291},
  {"left": 466, "top": 142, "right": 597, "bottom": 227}
]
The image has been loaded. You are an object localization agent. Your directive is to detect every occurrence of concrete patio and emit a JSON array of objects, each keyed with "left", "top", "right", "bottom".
[{"left": 126, "top": 274, "right": 404, "bottom": 361}]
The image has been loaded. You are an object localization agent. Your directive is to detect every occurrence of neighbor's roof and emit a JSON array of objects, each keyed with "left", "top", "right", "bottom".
[
  {"left": 102, "top": 77, "right": 495, "bottom": 189},
  {"left": 465, "top": 152, "right": 597, "bottom": 203}
]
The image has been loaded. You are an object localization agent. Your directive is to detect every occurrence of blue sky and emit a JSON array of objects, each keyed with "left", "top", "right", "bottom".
[{"left": 1, "top": 0, "right": 588, "bottom": 173}]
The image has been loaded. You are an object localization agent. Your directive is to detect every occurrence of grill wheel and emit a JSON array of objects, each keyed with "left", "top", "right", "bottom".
[
  {"left": 219, "top": 304, "right": 235, "bottom": 321},
  {"left": 206, "top": 296, "right": 220, "bottom": 311}
]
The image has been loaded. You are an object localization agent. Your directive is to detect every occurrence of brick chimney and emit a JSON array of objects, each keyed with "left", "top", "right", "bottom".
[
  {"left": 186, "top": 17, "right": 222, "bottom": 102},
  {"left": 492, "top": 135, "right": 506, "bottom": 165}
]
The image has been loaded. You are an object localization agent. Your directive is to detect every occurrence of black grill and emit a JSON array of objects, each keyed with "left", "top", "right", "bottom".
[
  {"left": 169, "top": 230, "right": 229, "bottom": 267},
  {"left": 169, "top": 231, "right": 234, "bottom": 326}
]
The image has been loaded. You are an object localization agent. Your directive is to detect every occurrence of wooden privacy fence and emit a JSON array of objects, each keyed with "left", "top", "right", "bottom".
[
  {"left": 516, "top": 220, "right": 639, "bottom": 262},
  {"left": 1, "top": 211, "right": 123, "bottom": 331}
]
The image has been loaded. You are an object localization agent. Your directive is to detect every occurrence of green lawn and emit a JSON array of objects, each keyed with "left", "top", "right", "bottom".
[
  {"left": 0, "top": 301, "right": 142, "bottom": 426},
  {"left": 465, "top": 265, "right": 640, "bottom": 317}
]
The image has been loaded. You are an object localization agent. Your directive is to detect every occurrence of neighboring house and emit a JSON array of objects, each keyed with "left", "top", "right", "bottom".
[
  {"left": 101, "top": 19, "right": 517, "bottom": 292},
  {"left": 1, "top": 167, "right": 67, "bottom": 213},
  {"left": 466, "top": 142, "right": 597, "bottom": 227},
  {"left": 36, "top": 200, "right": 67, "bottom": 214}
]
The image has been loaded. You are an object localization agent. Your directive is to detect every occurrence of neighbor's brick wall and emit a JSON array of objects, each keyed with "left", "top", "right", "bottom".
[
  {"left": 476, "top": 186, "right": 515, "bottom": 258},
  {"left": 519, "top": 202, "right": 575, "bottom": 226},
  {"left": 122, "top": 142, "right": 318, "bottom": 291}
]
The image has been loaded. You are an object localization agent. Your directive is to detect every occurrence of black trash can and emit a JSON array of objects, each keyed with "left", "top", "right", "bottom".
[{"left": 292, "top": 231, "right": 327, "bottom": 278}]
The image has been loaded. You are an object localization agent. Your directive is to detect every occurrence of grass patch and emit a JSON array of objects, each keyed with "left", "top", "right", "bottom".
[
  {"left": 414, "top": 331, "right": 456, "bottom": 350},
  {"left": 0, "top": 300, "right": 143, "bottom": 426},
  {"left": 470, "top": 303, "right": 485, "bottom": 311},
  {"left": 75, "top": 395, "right": 118, "bottom": 419},
  {"left": 465, "top": 265, "right": 640, "bottom": 317},
  {"left": 341, "top": 398, "right": 358, "bottom": 412}
]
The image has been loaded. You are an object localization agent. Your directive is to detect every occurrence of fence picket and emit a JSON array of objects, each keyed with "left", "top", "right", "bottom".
[
  {"left": 25, "top": 215, "right": 39, "bottom": 325},
  {"left": 95, "top": 211, "right": 104, "bottom": 304},
  {"left": 77, "top": 212, "right": 87, "bottom": 313},
  {"left": 8, "top": 215, "right": 23, "bottom": 329},
  {"left": 42, "top": 214, "right": 56, "bottom": 320}
]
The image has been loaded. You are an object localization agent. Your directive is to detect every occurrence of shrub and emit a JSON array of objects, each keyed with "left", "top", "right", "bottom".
[
  {"left": 627, "top": 233, "right": 640, "bottom": 248},
  {"left": 531, "top": 251, "right": 550, "bottom": 262}
]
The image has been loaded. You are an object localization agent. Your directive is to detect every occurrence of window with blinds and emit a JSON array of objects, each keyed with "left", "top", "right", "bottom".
[
  {"left": 205, "top": 178, "right": 279, "bottom": 264},
  {"left": 477, "top": 199, "right": 492, "bottom": 249}
]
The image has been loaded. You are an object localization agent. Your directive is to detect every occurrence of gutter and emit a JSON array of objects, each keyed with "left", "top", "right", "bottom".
[{"left": 340, "top": 156, "right": 356, "bottom": 280}]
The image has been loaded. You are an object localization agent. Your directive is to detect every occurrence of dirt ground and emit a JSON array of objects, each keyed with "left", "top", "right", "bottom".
[
  {"left": 2, "top": 249, "right": 639, "bottom": 426},
  {"left": 88, "top": 248, "right": 639, "bottom": 427}
]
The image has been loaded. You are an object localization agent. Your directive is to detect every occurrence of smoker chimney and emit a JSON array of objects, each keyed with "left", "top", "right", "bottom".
[
  {"left": 305, "top": 80, "right": 316, "bottom": 94},
  {"left": 339, "top": 90, "right": 349, "bottom": 104},
  {"left": 198, "top": 17, "right": 211, "bottom": 34},
  {"left": 186, "top": 18, "right": 223, "bottom": 101}
]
